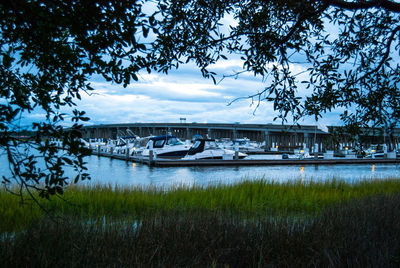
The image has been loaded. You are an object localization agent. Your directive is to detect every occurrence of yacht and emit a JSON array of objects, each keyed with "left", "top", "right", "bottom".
[
  {"left": 183, "top": 138, "right": 247, "bottom": 160},
  {"left": 219, "top": 137, "right": 262, "bottom": 153},
  {"left": 130, "top": 136, "right": 153, "bottom": 156},
  {"left": 282, "top": 149, "right": 318, "bottom": 159},
  {"left": 141, "top": 135, "right": 190, "bottom": 159},
  {"left": 112, "top": 136, "right": 137, "bottom": 155}
]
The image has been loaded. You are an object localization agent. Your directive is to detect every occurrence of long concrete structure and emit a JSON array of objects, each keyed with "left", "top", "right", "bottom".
[
  {"left": 81, "top": 123, "right": 329, "bottom": 151},
  {"left": 327, "top": 126, "right": 400, "bottom": 151}
]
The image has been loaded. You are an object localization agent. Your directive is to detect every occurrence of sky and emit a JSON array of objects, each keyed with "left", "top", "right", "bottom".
[
  {"left": 73, "top": 62, "right": 342, "bottom": 132},
  {"left": 68, "top": 7, "right": 345, "bottom": 131},
  {"left": 18, "top": 6, "right": 348, "bottom": 132},
  {"left": 20, "top": 57, "right": 342, "bottom": 132}
]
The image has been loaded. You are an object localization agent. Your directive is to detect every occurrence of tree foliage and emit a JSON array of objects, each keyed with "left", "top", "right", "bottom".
[
  {"left": 1, "top": 0, "right": 400, "bottom": 198},
  {"left": 153, "top": 0, "right": 400, "bottom": 130},
  {"left": 0, "top": 0, "right": 157, "bottom": 199}
]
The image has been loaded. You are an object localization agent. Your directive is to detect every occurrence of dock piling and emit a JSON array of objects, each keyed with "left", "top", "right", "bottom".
[{"left": 126, "top": 148, "right": 130, "bottom": 160}]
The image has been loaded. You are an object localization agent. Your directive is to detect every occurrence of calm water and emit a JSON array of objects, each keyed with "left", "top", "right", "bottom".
[
  {"left": 71, "top": 155, "right": 400, "bottom": 188},
  {"left": 1, "top": 153, "right": 399, "bottom": 188}
]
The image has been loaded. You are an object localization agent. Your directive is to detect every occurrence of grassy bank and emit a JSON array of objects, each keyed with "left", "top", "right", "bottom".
[
  {"left": 1, "top": 178, "right": 400, "bottom": 266},
  {"left": 2, "top": 178, "right": 400, "bottom": 232}
]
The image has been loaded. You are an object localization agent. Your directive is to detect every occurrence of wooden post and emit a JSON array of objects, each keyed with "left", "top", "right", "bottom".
[
  {"left": 234, "top": 142, "right": 239, "bottom": 160},
  {"left": 314, "top": 143, "right": 318, "bottom": 160},
  {"left": 149, "top": 140, "right": 154, "bottom": 164},
  {"left": 264, "top": 130, "right": 269, "bottom": 152}
]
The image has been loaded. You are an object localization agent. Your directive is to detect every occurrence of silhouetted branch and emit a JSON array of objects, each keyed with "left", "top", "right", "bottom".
[{"left": 321, "top": 0, "right": 400, "bottom": 13}]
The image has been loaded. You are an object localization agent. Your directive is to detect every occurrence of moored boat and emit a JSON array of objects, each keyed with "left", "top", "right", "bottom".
[
  {"left": 183, "top": 138, "right": 247, "bottom": 160},
  {"left": 141, "top": 135, "right": 190, "bottom": 159}
]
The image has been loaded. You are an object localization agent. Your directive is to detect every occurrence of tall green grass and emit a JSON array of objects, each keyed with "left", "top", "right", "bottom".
[
  {"left": 2, "top": 194, "right": 400, "bottom": 267},
  {"left": 2, "top": 177, "right": 400, "bottom": 232}
]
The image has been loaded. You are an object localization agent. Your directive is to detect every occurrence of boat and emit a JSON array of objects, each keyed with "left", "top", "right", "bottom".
[
  {"left": 234, "top": 138, "right": 262, "bottom": 153},
  {"left": 364, "top": 144, "right": 386, "bottom": 158},
  {"left": 183, "top": 138, "right": 247, "bottom": 160},
  {"left": 219, "top": 137, "right": 262, "bottom": 153},
  {"left": 84, "top": 138, "right": 106, "bottom": 150},
  {"left": 282, "top": 149, "right": 321, "bottom": 160},
  {"left": 112, "top": 136, "right": 137, "bottom": 155},
  {"left": 130, "top": 136, "right": 153, "bottom": 156},
  {"left": 141, "top": 135, "right": 190, "bottom": 159}
]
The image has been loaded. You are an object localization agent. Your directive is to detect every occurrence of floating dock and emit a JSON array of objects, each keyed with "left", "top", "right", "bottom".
[
  {"left": 133, "top": 157, "right": 400, "bottom": 167},
  {"left": 92, "top": 151, "right": 400, "bottom": 167}
]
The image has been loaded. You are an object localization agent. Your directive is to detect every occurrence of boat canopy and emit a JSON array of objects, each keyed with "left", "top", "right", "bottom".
[
  {"left": 148, "top": 135, "right": 184, "bottom": 148},
  {"left": 187, "top": 138, "right": 215, "bottom": 155}
]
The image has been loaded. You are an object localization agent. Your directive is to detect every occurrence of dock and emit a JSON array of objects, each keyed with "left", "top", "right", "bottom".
[
  {"left": 92, "top": 150, "right": 400, "bottom": 167},
  {"left": 133, "top": 157, "right": 400, "bottom": 167}
]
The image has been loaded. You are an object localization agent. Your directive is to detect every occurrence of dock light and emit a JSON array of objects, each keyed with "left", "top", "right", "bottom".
[
  {"left": 276, "top": 145, "right": 279, "bottom": 148},
  {"left": 133, "top": 147, "right": 136, "bottom": 150},
  {"left": 132, "top": 163, "right": 136, "bottom": 167},
  {"left": 300, "top": 150, "right": 304, "bottom": 153},
  {"left": 345, "top": 147, "right": 348, "bottom": 150},
  {"left": 371, "top": 149, "right": 376, "bottom": 153}
]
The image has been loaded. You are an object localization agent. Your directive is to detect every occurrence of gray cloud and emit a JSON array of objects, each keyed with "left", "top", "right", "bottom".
[{"left": 19, "top": 58, "right": 343, "bottom": 128}]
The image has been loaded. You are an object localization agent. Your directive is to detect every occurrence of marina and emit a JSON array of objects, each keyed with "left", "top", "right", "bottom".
[
  {"left": 50, "top": 130, "right": 396, "bottom": 188},
  {"left": 76, "top": 122, "right": 400, "bottom": 169},
  {"left": 93, "top": 150, "right": 400, "bottom": 167},
  {"left": 80, "top": 122, "right": 400, "bottom": 153},
  {"left": 3, "top": 3, "right": 400, "bottom": 266},
  {"left": 67, "top": 134, "right": 400, "bottom": 188},
  {"left": 81, "top": 129, "right": 400, "bottom": 168}
]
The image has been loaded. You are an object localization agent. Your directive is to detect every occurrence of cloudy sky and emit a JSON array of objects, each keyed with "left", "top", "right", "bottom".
[
  {"left": 19, "top": 51, "right": 344, "bottom": 133},
  {"left": 19, "top": 10, "right": 344, "bottom": 132},
  {"left": 38, "top": 58, "right": 341, "bottom": 132}
]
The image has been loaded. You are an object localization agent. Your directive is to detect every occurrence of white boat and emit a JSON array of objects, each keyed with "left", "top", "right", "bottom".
[
  {"left": 183, "top": 139, "right": 247, "bottom": 160},
  {"left": 219, "top": 137, "right": 262, "bottom": 153},
  {"left": 282, "top": 149, "right": 318, "bottom": 159},
  {"left": 130, "top": 136, "right": 153, "bottom": 156},
  {"left": 141, "top": 135, "right": 190, "bottom": 159},
  {"left": 85, "top": 138, "right": 106, "bottom": 150},
  {"left": 364, "top": 144, "right": 385, "bottom": 158},
  {"left": 112, "top": 137, "right": 136, "bottom": 155},
  {"left": 217, "top": 138, "right": 233, "bottom": 149}
]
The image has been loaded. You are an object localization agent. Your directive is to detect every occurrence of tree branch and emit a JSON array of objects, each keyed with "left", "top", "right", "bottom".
[
  {"left": 322, "top": 0, "right": 400, "bottom": 13},
  {"left": 354, "top": 24, "right": 400, "bottom": 84},
  {"left": 278, "top": 2, "right": 330, "bottom": 46}
]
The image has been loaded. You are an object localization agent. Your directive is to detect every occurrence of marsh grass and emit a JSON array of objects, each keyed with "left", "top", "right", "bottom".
[
  {"left": 2, "top": 178, "right": 400, "bottom": 266},
  {"left": 1, "top": 194, "right": 400, "bottom": 267},
  {"left": 2, "top": 178, "right": 400, "bottom": 232}
]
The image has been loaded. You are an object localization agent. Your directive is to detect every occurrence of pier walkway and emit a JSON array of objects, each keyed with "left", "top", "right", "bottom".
[{"left": 92, "top": 150, "right": 400, "bottom": 167}]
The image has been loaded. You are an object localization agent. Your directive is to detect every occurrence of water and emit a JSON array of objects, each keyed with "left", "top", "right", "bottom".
[
  {"left": 1, "top": 153, "right": 399, "bottom": 188},
  {"left": 71, "top": 155, "right": 399, "bottom": 188}
]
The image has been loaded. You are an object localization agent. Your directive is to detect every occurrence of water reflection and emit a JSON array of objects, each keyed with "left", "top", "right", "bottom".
[
  {"left": 1, "top": 154, "right": 399, "bottom": 188},
  {"left": 300, "top": 166, "right": 305, "bottom": 178},
  {"left": 80, "top": 156, "right": 400, "bottom": 188}
]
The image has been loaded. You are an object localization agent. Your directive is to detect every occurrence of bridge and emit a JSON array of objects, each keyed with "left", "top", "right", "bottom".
[
  {"left": 81, "top": 122, "right": 329, "bottom": 152},
  {"left": 80, "top": 122, "right": 400, "bottom": 152}
]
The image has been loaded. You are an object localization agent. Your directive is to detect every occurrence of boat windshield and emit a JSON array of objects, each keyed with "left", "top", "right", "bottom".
[
  {"left": 236, "top": 140, "right": 248, "bottom": 145},
  {"left": 153, "top": 139, "right": 165, "bottom": 148},
  {"left": 166, "top": 137, "right": 184, "bottom": 146},
  {"left": 192, "top": 140, "right": 201, "bottom": 149}
]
